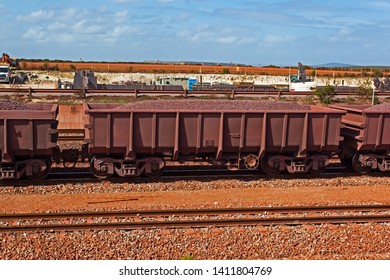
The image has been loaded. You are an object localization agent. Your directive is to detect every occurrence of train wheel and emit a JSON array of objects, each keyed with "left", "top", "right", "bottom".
[
  {"left": 260, "top": 157, "right": 281, "bottom": 175},
  {"left": 90, "top": 157, "right": 113, "bottom": 180},
  {"left": 310, "top": 157, "right": 327, "bottom": 174},
  {"left": 25, "top": 159, "right": 51, "bottom": 180},
  {"left": 352, "top": 153, "right": 372, "bottom": 174},
  {"left": 243, "top": 154, "right": 260, "bottom": 170},
  {"left": 144, "top": 158, "right": 165, "bottom": 178}
]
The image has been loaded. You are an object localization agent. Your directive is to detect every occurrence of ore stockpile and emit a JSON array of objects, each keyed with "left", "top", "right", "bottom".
[
  {"left": 0, "top": 99, "right": 35, "bottom": 111},
  {"left": 363, "top": 103, "right": 390, "bottom": 112},
  {"left": 116, "top": 100, "right": 309, "bottom": 111}
]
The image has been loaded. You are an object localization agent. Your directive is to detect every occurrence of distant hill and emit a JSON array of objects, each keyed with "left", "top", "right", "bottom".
[{"left": 312, "top": 63, "right": 355, "bottom": 68}]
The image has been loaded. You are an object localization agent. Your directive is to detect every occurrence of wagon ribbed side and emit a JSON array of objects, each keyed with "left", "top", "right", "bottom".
[
  {"left": 0, "top": 104, "right": 58, "bottom": 179},
  {"left": 84, "top": 102, "right": 344, "bottom": 178},
  {"left": 331, "top": 104, "right": 390, "bottom": 173}
]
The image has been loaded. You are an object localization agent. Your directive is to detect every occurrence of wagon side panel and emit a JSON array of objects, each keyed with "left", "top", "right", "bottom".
[
  {"left": 243, "top": 113, "right": 262, "bottom": 149},
  {"left": 0, "top": 105, "right": 58, "bottom": 163}
]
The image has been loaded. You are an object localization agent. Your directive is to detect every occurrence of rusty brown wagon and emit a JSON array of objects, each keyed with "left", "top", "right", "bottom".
[
  {"left": 331, "top": 104, "right": 390, "bottom": 173},
  {"left": 0, "top": 104, "right": 58, "bottom": 180},
  {"left": 84, "top": 101, "right": 345, "bottom": 179}
]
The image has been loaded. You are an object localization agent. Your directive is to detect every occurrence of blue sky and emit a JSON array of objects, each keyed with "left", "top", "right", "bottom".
[{"left": 1, "top": 0, "right": 389, "bottom": 66}]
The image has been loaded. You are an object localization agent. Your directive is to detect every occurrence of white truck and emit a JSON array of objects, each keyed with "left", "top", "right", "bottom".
[{"left": 0, "top": 64, "right": 10, "bottom": 83}]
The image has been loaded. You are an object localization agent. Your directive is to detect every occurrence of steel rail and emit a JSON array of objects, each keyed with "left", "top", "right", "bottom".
[
  {"left": 1, "top": 214, "right": 390, "bottom": 233},
  {"left": 1, "top": 204, "right": 390, "bottom": 220},
  {"left": 1, "top": 87, "right": 389, "bottom": 97}
]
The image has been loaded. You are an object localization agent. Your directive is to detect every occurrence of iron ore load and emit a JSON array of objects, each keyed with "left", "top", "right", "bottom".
[
  {"left": 331, "top": 104, "right": 390, "bottom": 173},
  {"left": 84, "top": 100, "right": 344, "bottom": 179}
]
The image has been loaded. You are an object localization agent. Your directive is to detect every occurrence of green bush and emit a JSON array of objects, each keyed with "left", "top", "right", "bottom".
[
  {"left": 315, "top": 85, "right": 335, "bottom": 104},
  {"left": 357, "top": 79, "right": 372, "bottom": 98}
]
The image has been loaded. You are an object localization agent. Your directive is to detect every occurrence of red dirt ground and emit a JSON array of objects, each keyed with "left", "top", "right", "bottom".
[{"left": 2, "top": 183, "right": 390, "bottom": 213}]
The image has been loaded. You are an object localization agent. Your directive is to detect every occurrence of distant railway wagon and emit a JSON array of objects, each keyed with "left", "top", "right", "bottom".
[
  {"left": 84, "top": 100, "right": 345, "bottom": 179},
  {"left": 331, "top": 104, "right": 390, "bottom": 173},
  {"left": 0, "top": 103, "right": 58, "bottom": 180}
]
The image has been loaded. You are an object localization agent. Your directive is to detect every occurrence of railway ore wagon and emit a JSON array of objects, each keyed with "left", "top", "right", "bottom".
[
  {"left": 331, "top": 104, "right": 390, "bottom": 173},
  {"left": 0, "top": 102, "right": 59, "bottom": 180},
  {"left": 84, "top": 100, "right": 344, "bottom": 179}
]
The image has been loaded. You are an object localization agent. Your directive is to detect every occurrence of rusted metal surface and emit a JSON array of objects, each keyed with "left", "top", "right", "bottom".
[
  {"left": 57, "top": 129, "right": 85, "bottom": 141},
  {"left": 0, "top": 104, "right": 59, "bottom": 179},
  {"left": 84, "top": 101, "right": 344, "bottom": 178},
  {"left": 57, "top": 105, "right": 84, "bottom": 130},
  {"left": 331, "top": 104, "right": 390, "bottom": 173}
]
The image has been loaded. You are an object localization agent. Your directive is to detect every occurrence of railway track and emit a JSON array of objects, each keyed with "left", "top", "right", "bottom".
[
  {"left": 1, "top": 205, "right": 390, "bottom": 233},
  {"left": 1, "top": 87, "right": 390, "bottom": 98},
  {"left": 0, "top": 165, "right": 363, "bottom": 187}
]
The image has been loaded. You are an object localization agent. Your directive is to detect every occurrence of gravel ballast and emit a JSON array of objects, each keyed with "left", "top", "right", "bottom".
[
  {"left": 2, "top": 224, "right": 390, "bottom": 260},
  {"left": 2, "top": 171, "right": 390, "bottom": 260}
]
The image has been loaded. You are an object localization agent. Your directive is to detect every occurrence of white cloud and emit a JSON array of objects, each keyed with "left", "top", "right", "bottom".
[
  {"left": 21, "top": 27, "right": 75, "bottom": 43},
  {"left": 72, "top": 20, "right": 104, "bottom": 34},
  {"left": 237, "top": 37, "right": 257, "bottom": 45},
  {"left": 363, "top": 43, "right": 376, "bottom": 48},
  {"left": 217, "top": 36, "right": 238, "bottom": 44},
  {"left": 18, "top": 8, "right": 137, "bottom": 45},
  {"left": 372, "top": 1, "right": 390, "bottom": 9},
  {"left": 56, "top": 34, "right": 75, "bottom": 43},
  {"left": 16, "top": 10, "right": 54, "bottom": 22},
  {"left": 338, "top": 27, "right": 352, "bottom": 36},
  {"left": 115, "top": 10, "right": 128, "bottom": 18},
  {"left": 22, "top": 27, "right": 47, "bottom": 41},
  {"left": 112, "top": 26, "right": 131, "bottom": 37},
  {"left": 60, "top": 8, "right": 87, "bottom": 21},
  {"left": 111, "top": 25, "right": 144, "bottom": 37},
  {"left": 115, "top": 10, "right": 129, "bottom": 23},
  {"left": 327, "top": 27, "right": 356, "bottom": 42},
  {"left": 47, "top": 22, "right": 68, "bottom": 31},
  {"left": 264, "top": 34, "right": 295, "bottom": 43}
]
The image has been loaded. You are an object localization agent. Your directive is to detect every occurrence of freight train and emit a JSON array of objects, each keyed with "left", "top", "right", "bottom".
[{"left": 0, "top": 99, "right": 389, "bottom": 180}]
